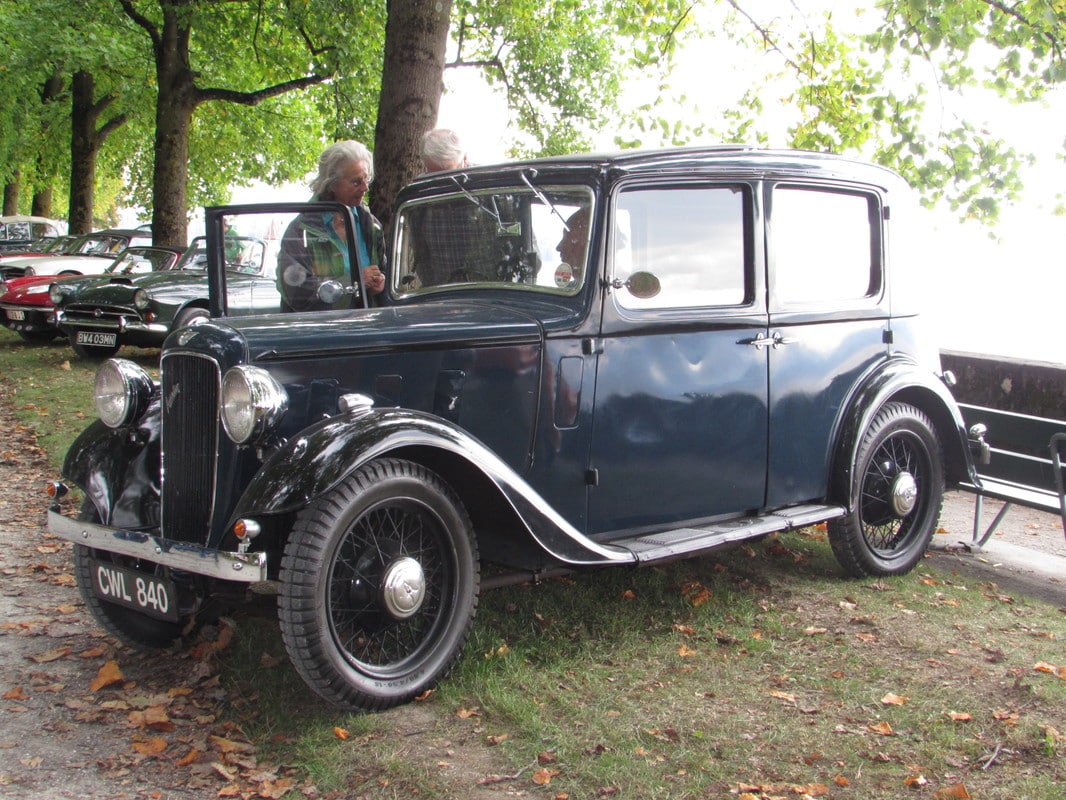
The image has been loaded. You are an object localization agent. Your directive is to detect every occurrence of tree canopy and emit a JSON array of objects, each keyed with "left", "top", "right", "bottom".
[{"left": 0, "top": 0, "right": 1061, "bottom": 241}]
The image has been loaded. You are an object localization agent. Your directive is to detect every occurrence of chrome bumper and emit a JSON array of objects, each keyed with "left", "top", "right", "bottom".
[
  {"left": 47, "top": 509, "right": 267, "bottom": 583},
  {"left": 54, "top": 311, "right": 167, "bottom": 336}
]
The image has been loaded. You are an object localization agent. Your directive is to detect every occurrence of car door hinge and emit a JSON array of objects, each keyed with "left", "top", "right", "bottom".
[
  {"left": 585, "top": 468, "right": 599, "bottom": 486},
  {"left": 582, "top": 338, "right": 603, "bottom": 355},
  {"left": 882, "top": 328, "right": 894, "bottom": 344}
]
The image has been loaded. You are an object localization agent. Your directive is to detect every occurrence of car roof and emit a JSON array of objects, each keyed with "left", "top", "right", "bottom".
[{"left": 404, "top": 146, "right": 905, "bottom": 196}]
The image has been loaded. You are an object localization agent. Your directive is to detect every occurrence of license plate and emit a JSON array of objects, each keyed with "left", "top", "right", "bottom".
[
  {"left": 75, "top": 331, "right": 117, "bottom": 347},
  {"left": 90, "top": 558, "right": 179, "bottom": 622},
  {"left": 5, "top": 308, "right": 25, "bottom": 321}
]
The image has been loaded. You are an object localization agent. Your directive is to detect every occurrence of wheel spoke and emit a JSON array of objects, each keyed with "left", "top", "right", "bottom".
[{"left": 326, "top": 501, "right": 450, "bottom": 671}]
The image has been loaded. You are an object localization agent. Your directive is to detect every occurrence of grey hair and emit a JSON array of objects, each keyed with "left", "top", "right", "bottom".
[
  {"left": 309, "top": 140, "right": 374, "bottom": 200},
  {"left": 420, "top": 129, "right": 465, "bottom": 170}
]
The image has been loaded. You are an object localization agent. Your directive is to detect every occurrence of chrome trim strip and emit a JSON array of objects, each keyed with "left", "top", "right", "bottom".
[{"left": 47, "top": 509, "right": 267, "bottom": 582}]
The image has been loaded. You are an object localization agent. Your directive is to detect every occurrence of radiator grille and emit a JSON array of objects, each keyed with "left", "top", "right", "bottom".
[{"left": 160, "top": 353, "right": 220, "bottom": 544}]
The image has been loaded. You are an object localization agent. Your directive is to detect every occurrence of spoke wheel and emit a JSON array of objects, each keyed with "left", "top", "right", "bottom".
[
  {"left": 829, "top": 402, "right": 944, "bottom": 577},
  {"left": 279, "top": 459, "right": 478, "bottom": 711}
]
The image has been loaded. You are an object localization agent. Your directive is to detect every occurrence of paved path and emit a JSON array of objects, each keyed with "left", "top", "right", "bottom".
[{"left": 928, "top": 489, "right": 1066, "bottom": 607}]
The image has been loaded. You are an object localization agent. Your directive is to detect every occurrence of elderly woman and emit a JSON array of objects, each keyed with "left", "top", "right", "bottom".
[{"left": 277, "top": 140, "right": 387, "bottom": 311}]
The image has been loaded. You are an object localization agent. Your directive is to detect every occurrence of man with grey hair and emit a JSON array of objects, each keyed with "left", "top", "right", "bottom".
[
  {"left": 421, "top": 128, "right": 468, "bottom": 172},
  {"left": 277, "top": 140, "right": 386, "bottom": 311}
]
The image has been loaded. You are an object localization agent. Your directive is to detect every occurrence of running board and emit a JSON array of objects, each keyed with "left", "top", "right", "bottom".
[{"left": 614, "top": 504, "right": 847, "bottom": 564}]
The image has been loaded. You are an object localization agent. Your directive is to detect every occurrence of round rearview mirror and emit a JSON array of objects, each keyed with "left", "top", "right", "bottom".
[
  {"left": 316, "top": 279, "right": 346, "bottom": 304},
  {"left": 626, "top": 271, "right": 661, "bottom": 299}
]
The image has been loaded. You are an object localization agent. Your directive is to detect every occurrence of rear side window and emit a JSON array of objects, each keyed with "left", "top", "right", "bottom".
[
  {"left": 613, "top": 185, "right": 749, "bottom": 310},
  {"left": 771, "top": 186, "right": 881, "bottom": 304}
]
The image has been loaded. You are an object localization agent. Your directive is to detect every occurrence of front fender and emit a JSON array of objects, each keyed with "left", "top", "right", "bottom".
[
  {"left": 61, "top": 399, "right": 162, "bottom": 529},
  {"left": 830, "top": 359, "right": 976, "bottom": 505},
  {"left": 233, "top": 408, "right": 633, "bottom": 566}
]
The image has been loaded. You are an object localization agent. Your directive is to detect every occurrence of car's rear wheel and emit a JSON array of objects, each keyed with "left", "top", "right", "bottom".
[
  {"left": 72, "top": 501, "right": 186, "bottom": 649},
  {"left": 279, "top": 458, "right": 479, "bottom": 711},
  {"left": 828, "top": 402, "right": 944, "bottom": 577}
]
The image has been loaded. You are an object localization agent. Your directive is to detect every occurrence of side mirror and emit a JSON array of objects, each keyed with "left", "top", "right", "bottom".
[
  {"left": 622, "top": 271, "right": 660, "bottom": 299},
  {"left": 317, "top": 279, "right": 348, "bottom": 305}
]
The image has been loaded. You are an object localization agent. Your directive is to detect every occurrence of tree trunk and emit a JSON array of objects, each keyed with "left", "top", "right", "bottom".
[
  {"left": 371, "top": 0, "right": 453, "bottom": 230},
  {"left": 3, "top": 179, "right": 18, "bottom": 215},
  {"left": 68, "top": 71, "right": 128, "bottom": 235},
  {"left": 69, "top": 72, "right": 98, "bottom": 235},
  {"left": 150, "top": 6, "right": 197, "bottom": 247}
]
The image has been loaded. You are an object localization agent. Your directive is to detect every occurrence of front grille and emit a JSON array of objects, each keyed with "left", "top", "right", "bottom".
[
  {"left": 160, "top": 353, "right": 220, "bottom": 544},
  {"left": 63, "top": 303, "right": 134, "bottom": 324}
]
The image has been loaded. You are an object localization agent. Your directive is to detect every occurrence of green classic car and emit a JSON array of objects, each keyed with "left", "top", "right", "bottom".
[{"left": 53, "top": 235, "right": 274, "bottom": 358}]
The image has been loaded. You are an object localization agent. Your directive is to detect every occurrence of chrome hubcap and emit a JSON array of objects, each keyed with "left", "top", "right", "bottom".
[
  {"left": 380, "top": 557, "right": 426, "bottom": 620},
  {"left": 890, "top": 472, "right": 918, "bottom": 516}
]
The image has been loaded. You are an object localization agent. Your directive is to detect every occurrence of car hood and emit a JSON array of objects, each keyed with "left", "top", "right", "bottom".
[
  {"left": 211, "top": 300, "right": 545, "bottom": 357},
  {"left": 66, "top": 270, "right": 206, "bottom": 303}
]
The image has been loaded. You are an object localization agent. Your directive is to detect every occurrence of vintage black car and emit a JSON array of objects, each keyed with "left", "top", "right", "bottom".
[
  {"left": 53, "top": 235, "right": 272, "bottom": 358},
  {"left": 47, "top": 147, "right": 981, "bottom": 712}
]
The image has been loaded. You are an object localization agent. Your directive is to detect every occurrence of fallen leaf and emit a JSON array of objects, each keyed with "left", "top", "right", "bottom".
[
  {"left": 532, "top": 768, "right": 560, "bottom": 785},
  {"left": 2, "top": 687, "right": 29, "bottom": 701},
  {"left": 934, "top": 783, "right": 972, "bottom": 799},
  {"left": 131, "top": 737, "right": 167, "bottom": 755},
  {"left": 948, "top": 711, "right": 972, "bottom": 722},
  {"left": 28, "top": 646, "right": 71, "bottom": 663},
  {"left": 677, "top": 645, "right": 697, "bottom": 657},
  {"left": 868, "top": 721, "right": 894, "bottom": 735},
  {"left": 90, "top": 660, "right": 124, "bottom": 691},
  {"left": 880, "top": 693, "right": 908, "bottom": 706},
  {"left": 333, "top": 727, "right": 350, "bottom": 741},
  {"left": 1033, "top": 661, "right": 1058, "bottom": 674},
  {"left": 804, "top": 626, "right": 828, "bottom": 636}
]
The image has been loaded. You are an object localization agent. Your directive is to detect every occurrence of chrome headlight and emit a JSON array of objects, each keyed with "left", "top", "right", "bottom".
[
  {"left": 220, "top": 366, "right": 288, "bottom": 445},
  {"left": 133, "top": 288, "right": 149, "bottom": 310},
  {"left": 48, "top": 284, "right": 65, "bottom": 305},
  {"left": 94, "top": 359, "right": 154, "bottom": 428}
]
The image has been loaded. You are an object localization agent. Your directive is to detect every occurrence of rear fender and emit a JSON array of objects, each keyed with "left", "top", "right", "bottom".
[
  {"left": 233, "top": 408, "right": 633, "bottom": 567},
  {"left": 830, "top": 360, "right": 976, "bottom": 506}
]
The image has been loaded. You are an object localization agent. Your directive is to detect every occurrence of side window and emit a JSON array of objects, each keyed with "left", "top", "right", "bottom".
[
  {"left": 613, "top": 185, "right": 748, "bottom": 310},
  {"left": 771, "top": 186, "right": 880, "bottom": 304}
]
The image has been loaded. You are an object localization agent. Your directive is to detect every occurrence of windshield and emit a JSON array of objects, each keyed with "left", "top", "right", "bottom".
[
  {"left": 393, "top": 185, "right": 594, "bottom": 296},
  {"left": 105, "top": 247, "right": 180, "bottom": 275}
]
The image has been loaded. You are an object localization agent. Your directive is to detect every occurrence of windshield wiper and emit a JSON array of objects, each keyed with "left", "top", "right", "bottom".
[
  {"left": 448, "top": 175, "right": 502, "bottom": 223},
  {"left": 520, "top": 169, "right": 570, "bottom": 230}
]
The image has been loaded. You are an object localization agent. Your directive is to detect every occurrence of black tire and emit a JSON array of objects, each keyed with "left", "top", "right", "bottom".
[
  {"left": 17, "top": 329, "right": 58, "bottom": 344},
  {"left": 71, "top": 337, "right": 120, "bottom": 359},
  {"left": 173, "top": 307, "right": 209, "bottom": 331},
  {"left": 279, "top": 458, "right": 479, "bottom": 711},
  {"left": 72, "top": 501, "right": 185, "bottom": 649},
  {"left": 828, "top": 402, "right": 944, "bottom": 577}
]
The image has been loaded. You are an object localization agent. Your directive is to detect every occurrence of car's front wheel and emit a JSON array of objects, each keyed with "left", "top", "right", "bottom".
[
  {"left": 828, "top": 402, "right": 944, "bottom": 577},
  {"left": 279, "top": 458, "right": 479, "bottom": 711}
]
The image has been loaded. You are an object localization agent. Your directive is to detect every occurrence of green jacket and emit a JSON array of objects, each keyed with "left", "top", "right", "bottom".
[{"left": 277, "top": 205, "right": 385, "bottom": 312}]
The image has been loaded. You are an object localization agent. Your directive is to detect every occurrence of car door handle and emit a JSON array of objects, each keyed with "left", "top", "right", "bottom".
[
  {"left": 739, "top": 333, "right": 797, "bottom": 351},
  {"left": 772, "top": 333, "right": 797, "bottom": 348},
  {"left": 740, "top": 334, "right": 775, "bottom": 350}
]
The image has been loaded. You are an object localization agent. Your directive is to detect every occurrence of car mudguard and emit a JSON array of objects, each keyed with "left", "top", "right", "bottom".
[
  {"left": 829, "top": 357, "right": 977, "bottom": 505},
  {"left": 231, "top": 406, "right": 634, "bottom": 567},
  {"left": 61, "top": 398, "right": 162, "bottom": 529}
]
